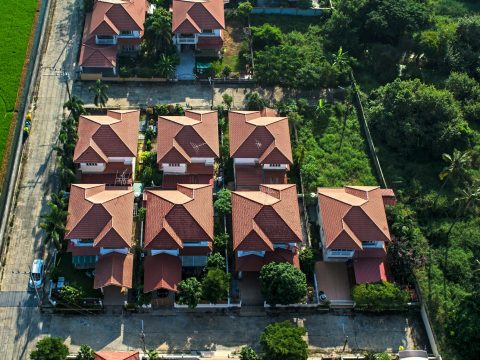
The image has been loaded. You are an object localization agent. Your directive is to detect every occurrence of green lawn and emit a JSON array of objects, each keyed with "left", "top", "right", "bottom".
[{"left": 0, "top": 0, "right": 37, "bottom": 168}]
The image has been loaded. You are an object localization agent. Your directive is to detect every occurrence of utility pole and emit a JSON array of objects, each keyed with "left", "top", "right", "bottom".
[
  {"left": 140, "top": 319, "right": 146, "bottom": 352},
  {"left": 63, "top": 71, "right": 71, "bottom": 102}
]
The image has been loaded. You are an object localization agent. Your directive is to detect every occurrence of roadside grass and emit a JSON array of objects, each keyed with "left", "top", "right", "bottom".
[
  {"left": 0, "top": 0, "right": 37, "bottom": 167},
  {"left": 55, "top": 252, "right": 101, "bottom": 298}
]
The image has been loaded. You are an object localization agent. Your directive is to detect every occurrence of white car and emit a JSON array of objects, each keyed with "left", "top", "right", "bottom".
[{"left": 29, "top": 259, "right": 44, "bottom": 289}]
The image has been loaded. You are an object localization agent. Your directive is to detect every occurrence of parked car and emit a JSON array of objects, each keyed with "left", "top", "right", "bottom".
[{"left": 29, "top": 259, "right": 44, "bottom": 289}]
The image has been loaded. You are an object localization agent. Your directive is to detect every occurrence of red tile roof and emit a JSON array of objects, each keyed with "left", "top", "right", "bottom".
[
  {"left": 197, "top": 36, "right": 223, "bottom": 49},
  {"left": 144, "top": 254, "right": 182, "bottom": 292},
  {"left": 229, "top": 111, "right": 293, "bottom": 164},
  {"left": 317, "top": 186, "right": 392, "bottom": 250},
  {"left": 232, "top": 184, "right": 302, "bottom": 252},
  {"left": 74, "top": 110, "right": 139, "bottom": 163},
  {"left": 65, "top": 184, "right": 134, "bottom": 248},
  {"left": 144, "top": 184, "right": 214, "bottom": 249},
  {"left": 94, "top": 252, "right": 133, "bottom": 289},
  {"left": 89, "top": 0, "right": 147, "bottom": 36},
  {"left": 157, "top": 110, "right": 219, "bottom": 164},
  {"left": 235, "top": 164, "right": 288, "bottom": 189},
  {"left": 94, "top": 351, "right": 140, "bottom": 360},
  {"left": 172, "top": 0, "right": 225, "bottom": 34},
  {"left": 162, "top": 174, "right": 213, "bottom": 189},
  {"left": 235, "top": 249, "right": 299, "bottom": 272},
  {"left": 353, "top": 257, "right": 387, "bottom": 284},
  {"left": 67, "top": 240, "right": 100, "bottom": 256}
]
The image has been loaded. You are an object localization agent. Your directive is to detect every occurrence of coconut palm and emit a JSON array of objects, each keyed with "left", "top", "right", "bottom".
[
  {"left": 435, "top": 149, "right": 472, "bottom": 205},
  {"left": 58, "top": 115, "right": 78, "bottom": 156},
  {"left": 40, "top": 201, "right": 68, "bottom": 250},
  {"left": 155, "top": 54, "right": 177, "bottom": 78},
  {"left": 88, "top": 79, "right": 109, "bottom": 108},
  {"left": 57, "top": 160, "right": 76, "bottom": 189},
  {"left": 63, "top": 96, "right": 85, "bottom": 120},
  {"left": 143, "top": 8, "right": 172, "bottom": 56},
  {"left": 332, "top": 46, "right": 350, "bottom": 72}
]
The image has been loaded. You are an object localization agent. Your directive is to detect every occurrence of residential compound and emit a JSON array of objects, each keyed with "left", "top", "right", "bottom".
[
  {"left": 65, "top": 184, "right": 134, "bottom": 295},
  {"left": 157, "top": 110, "right": 219, "bottom": 188},
  {"left": 143, "top": 184, "right": 213, "bottom": 294},
  {"left": 172, "top": 0, "right": 225, "bottom": 57},
  {"left": 79, "top": 0, "right": 149, "bottom": 75},
  {"left": 74, "top": 110, "right": 139, "bottom": 185},
  {"left": 232, "top": 184, "right": 302, "bottom": 273},
  {"left": 229, "top": 109, "right": 293, "bottom": 189},
  {"left": 317, "top": 186, "right": 395, "bottom": 284}
]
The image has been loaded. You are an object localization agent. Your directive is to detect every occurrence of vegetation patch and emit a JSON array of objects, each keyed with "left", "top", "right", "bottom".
[{"left": 0, "top": 0, "right": 37, "bottom": 171}]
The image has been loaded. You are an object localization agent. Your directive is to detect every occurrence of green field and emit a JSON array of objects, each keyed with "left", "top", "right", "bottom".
[{"left": 0, "top": 0, "right": 37, "bottom": 169}]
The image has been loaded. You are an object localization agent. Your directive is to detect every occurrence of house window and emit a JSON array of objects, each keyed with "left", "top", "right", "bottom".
[
  {"left": 269, "top": 164, "right": 281, "bottom": 167},
  {"left": 79, "top": 239, "right": 93, "bottom": 245},
  {"left": 362, "top": 241, "right": 384, "bottom": 248},
  {"left": 120, "top": 30, "right": 133, "bottom": 36},
  {"left": 86, "top": 163, "right": 97, "bottom": 166},
  {"left": 202, "top": 29, "right": 213, "bottom": 33},
  {"left": 181, "top": 256, "right": 208, "bottom": 267},
  {"left": 168, "top": 163, "right": 180, "bottom": 167}
]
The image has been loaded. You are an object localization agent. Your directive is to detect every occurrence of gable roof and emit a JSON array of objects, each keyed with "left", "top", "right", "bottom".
[
  {"left": 65, "top": 184, "right": 134, "bottom": 248},
  {"left": 232, "top": 184, "right": 302, "bottom": 251},
  {"left": 157, "top": 110, "right": 219, "bottom": 164},
  {"left": 94, "top": 351, "right": 140, "bottom": 360},
  {"left": 144, "top": 184, "right": 214, "bottom": 249},
  {"left": 228, "top": 110, "right": 293, "bottom": 164},
  {"left": 172, "top": 0, "right": 225, "bottom": 34},
  {"left": 317, "top": 186, "right": 392, "bottom": 250},
  {"left": 94, "top": 252, "right": 134, "bottom": 289},
  {"left": 89, "top": 0, "right": 147, "bottom": 36},
  {"left": 74, "top": 110, "right": 139, "bottom": 163}
]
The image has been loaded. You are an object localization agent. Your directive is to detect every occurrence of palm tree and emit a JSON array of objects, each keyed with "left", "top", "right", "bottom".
[
  {"left": 438, "top": 149, "right": 471, "bottom": 195},
  {"left": 63, "top": 96, "right": 85, "bottom": 120},
  {"left": 57, "top": 160, "right": 76, "bottom": 189},
  {"left": 332, "top": 46, "right": 350, "bottom": 72},
  {"left": 58, "top": 116, "right": 78, "bottom": 156},
  {"left": 40, "top": 201, "right": 68, "bottom": 250},
  {"left": 155, "top": 54, "right": 176, "bottom": 78},
  {"left": 144, "top": 8, "right": 172, "bottom": 56},
  {"left": 88, "top": 79, "right": 108, "bottom": 108}
]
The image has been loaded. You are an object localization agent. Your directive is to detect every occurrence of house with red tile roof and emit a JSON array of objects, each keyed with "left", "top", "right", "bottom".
[
  {"left": 232, "top": 184, "right": 302, "bottom": 273},
  {"left": 79, "top": 0, "right": 149, "bottom": 75},
  {"left": 142, "top": 184, "right": 213, "bottom": 293},
  {"left": 74, "top": 110, "right": 139, "bottom": 185},
  {"left": 172, "top": 0, "right": 225, "bottom": 56},
  {"left": 94, "top": 351, "right": 140, "bottom": 360},
  {"left": 229, "top": 109, "right": 293, "bottom": 190},
  {"left": 157, "top": 110, "right": 219, "bottom": 189},
  {"left": 316, "top": 186, "right": 395, "bottom": 284},
  {"left": 65, "top": 184, "right": 134, "bottom": 292}
]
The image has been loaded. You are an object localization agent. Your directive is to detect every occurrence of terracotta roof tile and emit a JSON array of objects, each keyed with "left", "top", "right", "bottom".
[
  {"left": 232, "top": 184, "right": 302, "bottom": 251},
  {"left": 157, "top": 111, "right": 219, "bottom": 164},
  {"left": 144, "top": 184, "right": 213, "bottom": 248},
  {"left": 74, "top": 111, "right": 139, "bottom": 163},
  {"left": 89, "top": 0, "right": 147, "bottom": 36},
  {"left": 94, "top": 252, "right": 133, "bottom": 289},
  {"left": 229, "top": 110, "right": 292, "bottom": 164},
  {"left": 144, "top": 254, "right": 182, "bottom": 292},
  {"left": 172, "top": 0, "right": 225, "bottom": 33},
  {"left": 353, "top": 257, "right": 387, "bottom": 284},
  {"left": 65, "top": 184, "right": 134, "bottom": 248},
  {"left": 94, "top": 351, "right": 140, "bottom": 360},
  {"left": 235, "top": 248, "right": 299, "bottom": 272},
  {"left": 317, "top": 186, "right": 392, "bottom": 250}
]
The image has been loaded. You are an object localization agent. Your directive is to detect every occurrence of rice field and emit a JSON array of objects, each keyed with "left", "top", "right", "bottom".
[{"left": 0, "top": 0, "right": 37, "bottom": 169}]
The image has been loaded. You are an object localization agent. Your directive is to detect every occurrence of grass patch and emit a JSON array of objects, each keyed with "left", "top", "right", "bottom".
[
  {"left": 55, "top": 252, "right": 101, "bottom": 298},
  {"left": 0, "top": 0, "right": 37, "bottom": 166}
]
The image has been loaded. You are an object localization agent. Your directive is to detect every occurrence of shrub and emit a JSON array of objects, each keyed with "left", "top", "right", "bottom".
[
  {"left": 239, "top": 346, "right": 258, "bottom": 360},
  {"left": 202, "top": 268, "right": 230, "bottom": 304},
  {"left": 259, "top": 262, "right": 307, "bottom": 305},
  {"left": 251, "top": 24, "right": 282, "bottom": 50},
  {"left": 352, "top": 281, "right": 409, "bottom": 311},
  {"left": 119, "top": 66, "right": 132, "bottom": 78},
  {"left": 177, "top": 277, "right": 202, "bottom": 308},
  {"left": 299, "top": 248, "right": 315, "bottom": 274},
  {"left": 76, "top": 344, "right": 94, "bottom": 360},
  {"left": 213, "top": 233, "right": 231, "bottom": 254},
  {"left": 206, "top": 252, "right": 226, "bottom": 271},
  {"left": 60, "top": 285, "right": 83, "bottom": 305},
  {"left": 244, "top": 91, "right": 267, "bottom": 110},
  {"left": 214, "top": 188, "right": 232, "bottom": 216},
  {"left": 260, "top": 321, "right": 308, "bottom": 360},
  {"left": 236, "top": 2, "right": 253, "bottom": 20},
  {"left": 30, "top": 337, "right": 69, "bottom": 360}
]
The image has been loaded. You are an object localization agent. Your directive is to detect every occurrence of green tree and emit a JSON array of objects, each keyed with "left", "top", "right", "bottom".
[
  {"left": 213, "top": 233, "right": 231, "bottom": 255},
  {"left": 60, "top": 285, "right": 83, "bottom": 305},
  {"left": 448, "top": 16, "right": 480, "bottom": 80},
  {"left": 445, "top": 72, "right": 480, "bottom": 103},
  {"left": 299, "top": 248, "right": 315, "bottom": 274},
  {"left": 251, "top": 24, "right": 282, "bottom": 50},
  {"left": 30, "top": 337, "right": 69, "bottom": 360},
  {"left": 437, "top": 149, "right": 472, "bottom": 199},
  {"left": 143, "top": 8, "right": 173, "bottom": 57},
  {"left": 202, "top": 268, "right": 230, "bottom": 304},
  {"left": 236, "top": 1, "right": 253, "bottom": 22},
  {"left": 76, "top": 344, "right": 94, "bottom": 360},
  {"left": 155, "top": 54, "right": 178, "bottom": 78},
  {"left": 259, "top": 262, "right": 307, "bottom": 305},
  {"left": 368, "top": 79, "right": 472, "bottom": 159},
  {"left": 63, "top": 96, "right": 85, "bottom": 120},
  {"left": 352, "top": 281, "right": 409, "bottom": 311},
  {"left": 239, "top": 346, "right": 258, "bottom": 360},
  {"left": 244, "top": 91, "right": 267, "bottom": 110},
  {"left": 206, "top": 252, "right": 226, "bottom": 271},
  {"left": 88, "top": 79, "right": 108, "bottom": 108},
  {"left": 214, "top": 188, "right": 232, "bottom": 216},
  {"left": 177, "top": 277, "right": 202, "bottom": 308},
  {"left": 40, "top": 201, "right": 68, "bottom": 250},
  {"left": 260, "top": 321, "right": 308, "bottom": 360},
  {"left": 222, "top": 93, "right": 233, "bottom": 110}
]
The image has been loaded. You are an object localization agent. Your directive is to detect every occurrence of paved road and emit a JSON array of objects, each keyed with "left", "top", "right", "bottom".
[{"left": 0, "top": 0, "right": 82, "bottom": 357}]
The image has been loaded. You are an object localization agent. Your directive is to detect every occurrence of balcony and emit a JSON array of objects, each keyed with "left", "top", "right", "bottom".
[
  {"left": 326, "top": 249, "right": 355, "bottom": 258},
  {"left": 174, "top": 36, "right": 196, "bottom": 45},
  {"left": 95, "top": 36, "right": 116, "bottom": 45}
]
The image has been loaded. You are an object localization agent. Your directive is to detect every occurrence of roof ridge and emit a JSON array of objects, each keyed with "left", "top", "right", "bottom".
[
  {"left": 234, "top": 191, "right": 280, "bottom": 206},
  {"left": 319, "top": 191, "right": 368, "bottom": 206},
  {"left": 345, "top": 204, "right": 390, "bottom": 241}
]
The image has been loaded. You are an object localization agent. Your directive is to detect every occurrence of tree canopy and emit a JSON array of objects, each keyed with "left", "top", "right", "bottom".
[
  {"left": 30, "top": 337, "right": 69, "bottom": 360},
  {"left": 259, "top": 262, "right": 307, "bottom": 305},
  {"left": 368, "top": 78, "right": 472, "bottom": 159},
  {"left": 260, "top": 321, "right": 308, "bottom": 360},
  {"left": 202, "top": 268, "right": 230, "bottom": 304},
  {"left": 177, "top": 277, "right": 202, "bottom": 309}
]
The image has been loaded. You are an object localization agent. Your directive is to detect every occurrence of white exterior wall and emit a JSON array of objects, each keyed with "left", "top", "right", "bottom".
[
  {"left": 234, "top": 158, "right": 257, "bottom": 165},
  {"left": 161, "top": 163, "right": 187, "bottom": 173},
  {"left": 191, "top": 157, "right": 214, "bottom": 165},
  {"left": 108, "top": 156, "right": 134, "bottom": 165},
  {"left": 151, "top": 249, "right": 179, "bottom": 256},
  {"left": 99, "top": 248, "right": 129, "bottom": 255},
  {"left": 79, "top": 163, "right": 106, "bottom": 173},
  {"left": 262, "top": 164, "right": 288, "bottom": 170},
  {"left": 173, "top": 29, "right": 222, "bottom": 45},
  {"left": 70, "top": 239, "right": 93, "bottom": 247},
  {"left": 237, "top": 250, "right": 265, "bottom": 257}
]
